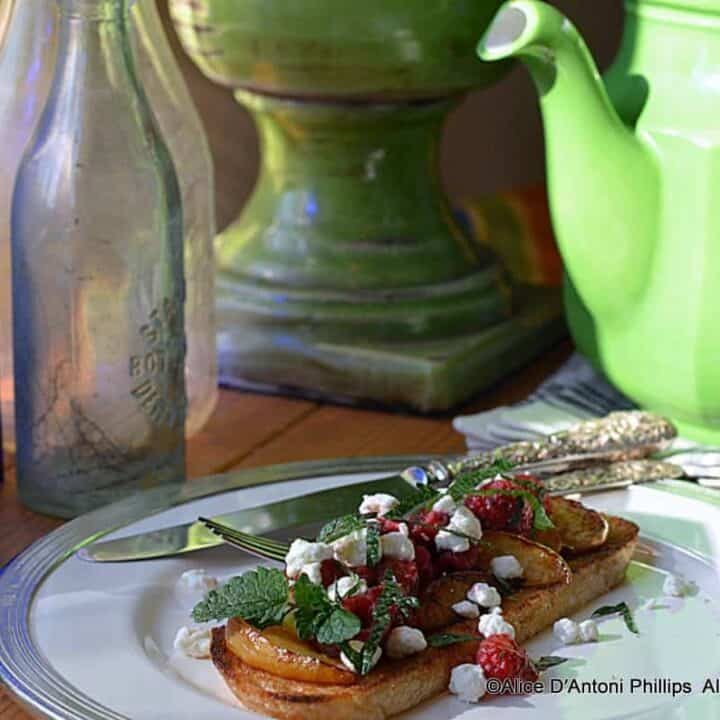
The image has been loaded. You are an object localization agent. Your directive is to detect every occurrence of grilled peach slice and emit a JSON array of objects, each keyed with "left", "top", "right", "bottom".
[
  {"left": 415, "top": 571, "right": 489, "bottom": 632},
  {"left": 531, "top": 526, "right": 563, "bottom": 553},
  {"left": 545, "top": 497, "right": 609, "bottom": 553},
  {"left": 225, "top": 616, "right": 356, "bottom": 685},
  {"left": 478, "top": 530, "right": 571, "bottom": 587}
]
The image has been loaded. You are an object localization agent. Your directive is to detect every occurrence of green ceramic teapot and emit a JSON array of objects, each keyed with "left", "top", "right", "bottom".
[{"left": 478, "top": 0, "right": 720, "bottom": 442}]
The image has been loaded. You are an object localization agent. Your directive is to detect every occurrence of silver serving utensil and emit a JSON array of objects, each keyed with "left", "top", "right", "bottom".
[{"left": 79, "top": 411, "right": 678, "bottom": 563}]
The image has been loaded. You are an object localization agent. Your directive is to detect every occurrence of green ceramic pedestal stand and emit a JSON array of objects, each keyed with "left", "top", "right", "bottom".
[{"left": 171, "top": 0, "right": 564, "bottom": 411}]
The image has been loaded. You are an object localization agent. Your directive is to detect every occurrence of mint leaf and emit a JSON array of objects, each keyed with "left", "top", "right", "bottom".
[
  {"left": 366, "top": 525, "right": 381, "bottom": 567},
  {"left": 427, "top": 633, "right": 479, "bottom": 648},
  {"left": 468, "top": 488, "right": 554, "bottom": 531},
  {"left": 533, "top": 655, "right": 569, "bottom": 672},
  {"left": 293, "top": 574, "right": 332, "bottom": 640},
  {"left": 385, "top": 486, "right": 440, "bottom": 521},
  {"left": 447, "top": 460, "right": 514, "bottom": 501},
  {"left": 510, "top": 475, "right": 547, "bottom": 499},
  {"left": 294, "top": 573, "right": 328, "bottom": 611},
  {"left": 293, "top": 574, "right": 362, "bottom": 645},
  {"left": 592, "top": 601, "right": 638, "bottom": 635},
  {"left": 340, "top": 640, "right": 363, "bottom": 673},
  {"left": 359, "top": 573, "right": 419, "bottom": 675},
  {"left": 315, "top": 608, "right": 362, "bottom": 645},
  {"left": 317, "top": 514, "right": 365, "bottom": 543},
  {"left": 192, "top": 567, "right": 289, "bottom": 627}
]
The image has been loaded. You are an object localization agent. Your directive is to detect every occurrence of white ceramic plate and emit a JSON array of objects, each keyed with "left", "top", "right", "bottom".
[{"left": 2, "top": 458, "right": 720, "bottom": 720}]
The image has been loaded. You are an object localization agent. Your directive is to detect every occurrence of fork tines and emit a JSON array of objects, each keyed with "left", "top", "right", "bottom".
[{"left": 200, "top": 517, "right": 289, "bottom": 562}]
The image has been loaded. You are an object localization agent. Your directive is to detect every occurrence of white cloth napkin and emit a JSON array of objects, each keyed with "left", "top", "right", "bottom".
[{"left": 453, "top": 354, "right": 720, "bottom": 485}]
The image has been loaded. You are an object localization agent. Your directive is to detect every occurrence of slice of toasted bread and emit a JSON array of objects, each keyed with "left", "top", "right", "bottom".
[{"left": 211, "top": 514, "right": 639, "bottom": 720}]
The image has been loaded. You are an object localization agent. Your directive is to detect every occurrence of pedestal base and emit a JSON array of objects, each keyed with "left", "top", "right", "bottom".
[{"left": 218, "top": 288, "right": 565, "bottom": 412}]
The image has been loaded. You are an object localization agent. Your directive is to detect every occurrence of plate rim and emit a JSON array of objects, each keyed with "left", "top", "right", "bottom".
[{"left": 1, "top": 457, "right": 717, "bottom": 720}]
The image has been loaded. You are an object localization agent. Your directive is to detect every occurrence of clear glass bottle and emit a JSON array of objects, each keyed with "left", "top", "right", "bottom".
[
  {"left": 12, "top": 0, "right": 186, "bottom": 517},
  {"left": 0, "top": 0, "right": 58, "bottom": 451},
  {"left": 0, "top": 0, "right": 217, "bottom": 448}
]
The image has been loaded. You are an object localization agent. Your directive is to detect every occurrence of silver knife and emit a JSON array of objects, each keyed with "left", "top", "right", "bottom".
[{"left": 79, "top": 411, "right": 680, "bottom": 563}]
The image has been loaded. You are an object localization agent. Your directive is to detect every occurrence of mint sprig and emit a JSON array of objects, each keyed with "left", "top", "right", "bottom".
[
  {"left": 351, "top": 573, "right": 419, "bottom": 675},
  {"left": 427, "top": 633, "right": 479, "bottom": 648},
  {"left": 533, "top": 655, "right": 569, "bottom": 672},
  {"left": 592, "top": 601, "right": 638, "bottom": 635},
  {"left": 317, "top": 514, "right": 365, "bottom": 543},
  {"left": 293, "top": 574, "right": 361, "bottom": 645},
  {"left": 366, "top": 525, "right": 381, "bottom": 567},
  {"left": 192, "top": 567, "right": 290, "bottom": 627},
  {"left": 192, "top": 568, "right": 361, "bottom": 647},
  {"left": 447, "top": 460, "right": 515, "bottom": 501},
  {"left": 384, "top": 485, "right": 441, "bottom": 521}
]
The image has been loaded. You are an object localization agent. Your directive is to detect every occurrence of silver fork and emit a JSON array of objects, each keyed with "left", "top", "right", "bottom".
[{"left": 200, "top": 517, "right": 289, "bottom": 562}]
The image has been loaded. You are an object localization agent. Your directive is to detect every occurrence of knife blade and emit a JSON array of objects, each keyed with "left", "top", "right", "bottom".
[{"left": 78, "top": 474, "right": 417, "bottom": 562}]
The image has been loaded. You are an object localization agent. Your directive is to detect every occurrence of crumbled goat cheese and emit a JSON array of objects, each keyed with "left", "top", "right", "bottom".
[
  {"left": 467, "top": 582, "right": 502, "bottom": 608},
  {"left": 663, "top": 573, "right": 694, "bottom": 597},
  {"left": 341, "top": 640, "right": 382, "bottom": 673},
  {"left": 449, "top": 506, "right": 483, "bottom": 539},
  {"left": 328, "top": 575, "right": 367, "bottom": 601},
  {"left": 432, "top": 494, "right": 457, "bottom": 514},
  {"left": 397, "top": 523, "right": 410, "bottom": 537},
  {"left": 299, "top": 562, "right": 323, "bottom": 585},
  {"left": 640, "top": 597, "right": 667, "bottom": 611},
  {"left": 177, "top": 568, "right": 218, "bottom": 595},
  {"left": 553, "top": 617, "right": 581, "bottom": 645},
  {"left": 285, "top": 539, "right": 333, "bottom": 579},
  {"left": 386, "top": 626, "right": 427, "bottom": 659},
  {"left": 452, "top": 600, "right": 480, "bottom": 619},
  {"left": 333, "top": 529, "right": 376, "bottom": 568},
  {"left": 490, "top": 555, "right": 524, "bottom": 580},
  {"left": 449, "top": 663, "right": 487, "bottom": 703},
  {"left": 359, "top": 493, "right": 400, "bottom": 516},
  {"left": 435, "top": 506, "right": 482, "bottom": 554},
  {"left": 174, "top": 626, "right": 212, "bottom": 659},
  {"left": 578, "top": 619, "right": 599, "bottom": 643},
  {"left": 380, "top": 531, "right": 415, "bottom": 561},
  {"left": 478, "top": 607, "right": 515, "bottom": 639},
  {"left": 435, "top": 530, "right": 469, "bottom": 554}
]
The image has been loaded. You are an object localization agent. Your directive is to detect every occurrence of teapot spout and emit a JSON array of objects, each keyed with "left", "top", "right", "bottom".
[{"left": 478, "top": 1, "right": 658, "bottom": 318}]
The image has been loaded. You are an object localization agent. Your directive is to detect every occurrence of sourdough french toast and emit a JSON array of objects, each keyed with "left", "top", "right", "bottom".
[{"left": 210, "top": 515, "right": 637, "bottom": 719}]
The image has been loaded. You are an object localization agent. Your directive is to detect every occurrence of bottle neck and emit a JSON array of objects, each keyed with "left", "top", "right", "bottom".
[
  {"left": 33, "top": 0, "right": 151, "bottom": 148},
  {"left": 57, "top": 0, "right": 132, "bottom": 21},
  {"left": 51, "top": 0, "right": 138, "bottom": 99}
]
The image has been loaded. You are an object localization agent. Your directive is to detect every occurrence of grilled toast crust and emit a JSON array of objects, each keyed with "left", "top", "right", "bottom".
[{"left": 211, "top": 514, "right": 639, "bottom": 720}]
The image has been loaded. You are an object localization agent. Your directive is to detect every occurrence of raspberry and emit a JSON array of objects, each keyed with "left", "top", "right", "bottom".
[
  {"left": 353, "top": 565, "right": 378, "bottom": 586},
  {"left": 409, "top": 510, "right": 449, "bottom": 545},
  {"left": 465, "top": 478, "right": 533, "bottom": 535},
  {"left": 320, "top": 559, "right": 345, "bottom": 587},
  {"left": 414, "top": 545, "right": 434, "bottom": 589},
  {"left": 342, "top": 586, "right": 383, "bottom": 627},
  {"left": 376, "top": 558, "right": 419, "bottom": 595},
  {"left": 476, "top": 634, "right": 538, "bottom": 688},
  {"left": 378, "top": 518, "right": 403, "bottom": 534}
]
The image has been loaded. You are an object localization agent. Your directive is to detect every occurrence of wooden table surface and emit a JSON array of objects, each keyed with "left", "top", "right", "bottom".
[{"left": 0, "top": 343, "right": 570, "bottom": 719}]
